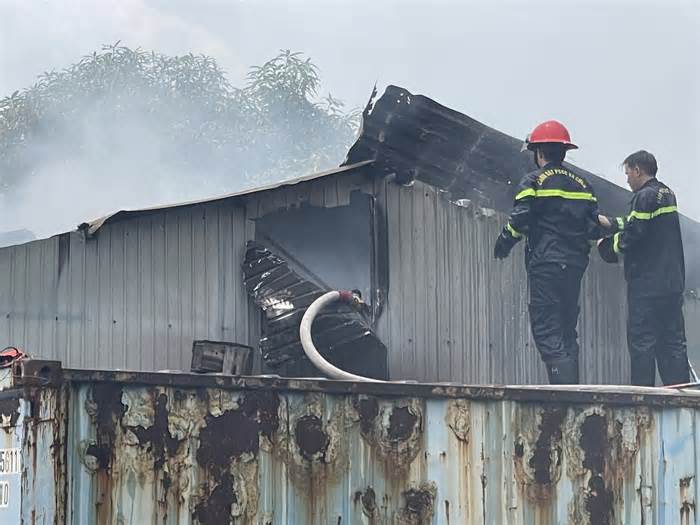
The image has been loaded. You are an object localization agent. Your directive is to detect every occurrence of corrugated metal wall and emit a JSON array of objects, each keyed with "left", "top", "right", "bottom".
[
  {"left": 0, "top": 170, "right": 377, "bottom": 373},
  {"left": 0, "top": 201, "right": 250, "bottom": 371},
  {"left": 376, "top": 180, "right": 635, "bottom": 384},
  {"left": 1, "top": 170, "right": 698, "bottom": 384},
  {"left": 8, "top": 369, "right": 700, "bottom": 524}
]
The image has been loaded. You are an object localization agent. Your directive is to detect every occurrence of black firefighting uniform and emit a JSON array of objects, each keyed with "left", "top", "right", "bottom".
[
  {"left": 495, "top": 162, "right": 603, "bottom": 384},
  {"left": 598, "top": 178, "right": 688, "bottom": 386}
]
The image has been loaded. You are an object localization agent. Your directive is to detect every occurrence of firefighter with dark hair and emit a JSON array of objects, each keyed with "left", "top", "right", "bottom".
[
  {"left": 493, "top": 121, "right": 607, "bottom": 384},
  {"left": 597, "top": 150, "right": 689, "bottom": 386}
]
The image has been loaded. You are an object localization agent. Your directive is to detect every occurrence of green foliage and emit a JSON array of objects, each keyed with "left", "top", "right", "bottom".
[{"left": 0, "top": 44, "right": 360, "bottom": 194}]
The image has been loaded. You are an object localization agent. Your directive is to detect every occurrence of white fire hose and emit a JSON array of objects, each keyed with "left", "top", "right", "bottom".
[{"left": 299, "top": 291, "right": 385, "bottom": 382}]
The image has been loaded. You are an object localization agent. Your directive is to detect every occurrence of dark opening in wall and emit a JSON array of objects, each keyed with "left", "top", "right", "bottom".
[
  {"left": 255, "top": 191, "right": 374, "bottom": 304},
  {"left": 244, "top": 191, "right": 387, "bottom": 379}
]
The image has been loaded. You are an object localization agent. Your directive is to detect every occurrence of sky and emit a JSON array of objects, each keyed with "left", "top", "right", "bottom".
[{"left": 1, "top": 0, "right": 699, "bottom": 228}]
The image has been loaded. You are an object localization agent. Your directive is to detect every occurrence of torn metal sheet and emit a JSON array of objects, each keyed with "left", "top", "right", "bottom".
[
  {"left": 345, "top": 85, "right": 700, "bottom": 288},
  {"left": 243, "top": 242, "right": 388, "bottom": 379},
  {"left": 345, "top": 85, "right": 629, "bottom": 215}
]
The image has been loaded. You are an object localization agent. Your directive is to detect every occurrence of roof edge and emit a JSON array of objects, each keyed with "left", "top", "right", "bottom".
[{"left": 74, "top": 160, "right": 374, "bottom": 236}]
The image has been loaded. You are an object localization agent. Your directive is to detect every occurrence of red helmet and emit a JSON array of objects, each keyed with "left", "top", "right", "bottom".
[{"left": 523, "top": 120, "right": 578, "bottom": 151}]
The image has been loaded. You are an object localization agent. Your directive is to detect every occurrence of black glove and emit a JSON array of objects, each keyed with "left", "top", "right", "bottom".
[
  {"left": 596, "top": 237, "right": 619, "bottom": 264},
  {"left": 494, "top": 231, "right": 516, "bottom": 259}
]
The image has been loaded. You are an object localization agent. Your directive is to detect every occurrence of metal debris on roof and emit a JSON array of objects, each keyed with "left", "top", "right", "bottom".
[
  {"left": 344, "top": 84, "right": 700, "bottom": 287},
  {"left": 345, "top": 85, "right": 632, "bottom": 215}
]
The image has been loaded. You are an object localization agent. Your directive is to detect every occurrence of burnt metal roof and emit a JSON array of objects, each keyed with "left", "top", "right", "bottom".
[
  {"left": 345, "top": 85, "right": 700, "bottom": 287},
  {"left": 79, "top": 83, "right": 699, "bottom": 240},
  {"left": 11, "top": 84, "right": 699, "bottom": 286},
  {"left": 346, "top": 85, "right": 629, "bottom": 215}
]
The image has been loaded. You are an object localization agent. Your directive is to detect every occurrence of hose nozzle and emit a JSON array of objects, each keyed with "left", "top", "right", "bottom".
[{"left": 338, "top": 289, "right": 367, "bottom": 312}]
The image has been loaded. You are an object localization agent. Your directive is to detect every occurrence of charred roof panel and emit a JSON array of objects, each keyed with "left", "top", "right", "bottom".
[
  {"left": 346, "top": 85, "right": 700, "bottom": 288},
  {"left": 346, "top": 85, "right": 633, "bottom": 214}
]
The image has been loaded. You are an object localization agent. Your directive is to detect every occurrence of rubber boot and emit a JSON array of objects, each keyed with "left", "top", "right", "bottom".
[
  {"left": 657, "top": 354, "right": 690, "bottom": 386},
  {"left": 546, "top": 357, "right": 579, "bottom": 385}
]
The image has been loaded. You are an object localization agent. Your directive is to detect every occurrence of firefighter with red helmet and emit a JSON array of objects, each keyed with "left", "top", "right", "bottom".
[{"left": 493, "top": 121, "right": 607, "bottom": 384}]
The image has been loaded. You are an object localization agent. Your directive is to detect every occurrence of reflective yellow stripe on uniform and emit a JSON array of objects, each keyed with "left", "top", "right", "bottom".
[
  {"left": 515, "top": 188, "right": 596, "bottom": 201},
  {"left": 515, "top": 188, "right": 537, "bottom": 200},
  {"left": 535, "top": 189, "right": 597, "bottom": 201},
  {"left": 616, "top": 217, "right": 625, "bottom": 229},
  {"left": 506, "top": 223, "right": 522, "bottom": 239},
  {"left": 628, "top": 205, "right": 678, "bottom": 221},
  {"left": 613, "top": 232, "right": 621, "bottom": 255}
]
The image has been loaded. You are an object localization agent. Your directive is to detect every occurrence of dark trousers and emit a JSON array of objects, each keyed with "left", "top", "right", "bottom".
[
  {"left": 627, "top": 293, "right": 689, "bottom": 386},
  {"left": 528, "top": 263, "right": 585, "bottom": 384}
]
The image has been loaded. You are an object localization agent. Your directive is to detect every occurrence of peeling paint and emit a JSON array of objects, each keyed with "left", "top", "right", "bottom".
[
  {"left": 193, "top": 391, "right": 280, "bottom": 523},
  {"left": 356, "top": 398, "right": 424, "bottom": 473},
  {"left": 680, "top": 475, "right": 695, "bottom": 525},
  {"left": 513, "top": 406, "right": 566, "bottom": 504},
  {"left": 354, "top": 486, "right": 378, "bottom": 521},
  {"left": 563, "top": 405, "right": 655, "bottom": 525},
  {"left": 388, "top": 406, "right": 418, "bottom": 442},
  {"left": 530, "top": 407, "right": 566, "bottom": 485},
  {"left": 577, "top": 412, "right": 613, "bottom": 524},
  {"left": 8, "top": 369, "right": 700, "bottom": 524},
  {"left": 397, "top": 482, "right": 437, "bottom": 524},
  {"left": 0, "top": 398, "right": 20, "bottom": 427},
  {"left": 126, "top": 392, "right": 182, "bottom": 470},
  {"left": 446, "top": 398, "right": 470, "bottom": 442},
  {"left": 354, "top": 395, "right": 379, "bottom": 435},
  {"left": 295, "top": 415, "right": 330, "bottom": 462},
  {"left": 87, "top": 384, "right": 126, "bottom": 471}
]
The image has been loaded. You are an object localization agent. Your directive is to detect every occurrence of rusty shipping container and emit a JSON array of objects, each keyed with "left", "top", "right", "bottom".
[{"left": 1, "top": 359, "right": 700, "bottom": 524}]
